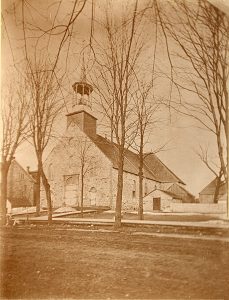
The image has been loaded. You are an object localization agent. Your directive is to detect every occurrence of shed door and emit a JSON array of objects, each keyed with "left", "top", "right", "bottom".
[
  {"left": 64, "top": 175, "right": 79, "bottom": 206},
  {"left": 153, "top": 197, "right": 161, "bottom": 210}
]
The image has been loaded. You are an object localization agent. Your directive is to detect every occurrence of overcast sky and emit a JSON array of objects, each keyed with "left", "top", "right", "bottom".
[{"left": 2, "top": 0, "right": 227, "bottom": 196}]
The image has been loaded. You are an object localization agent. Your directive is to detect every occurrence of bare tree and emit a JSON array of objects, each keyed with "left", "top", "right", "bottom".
[
  {"left": 76, "top": 137, "right": 98, "bottom": 217},
  {"left": 195, "top": 146, "right": 224, "bottom": 203},
  {"left": 149, "top": 0, "right": 228, "bottom": 215},
  {"left": 131, "top": 79, "right": 162, "bottom": 220},
  {"left": 91, "top": 0, "right": 148, "bottom": 228},
  {"left": 155, "top": 0, "right": 228, "bottom": 183},
  {"left": 1, "top": 77, "right": 30, "bottom": 224},
  {"left": 15, "top": 0, "right": 91, "bottom": 220},
  {"left": 26, "top": 59, "right": 63, "bottom": 223}
]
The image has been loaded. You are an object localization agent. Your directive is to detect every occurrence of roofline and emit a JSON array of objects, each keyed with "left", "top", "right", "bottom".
[
  {"left": 170, "top": 182, "right": 195, "bottom": 198},
  {"left": 90, "top": 134, "right": 186, "bottom": 184},
  {"left": 66, "top": 110, "right": 97, "bottom": 120},
  {"left": 112, "top": 166, "right": 162, "bottom": 183},
  {"left": 143, "top": 153, "right": 185, "bottom": 185},
  {"left": 199, "top": 177, "right": 226, "bottom": 195},
  {"left": 144, "top": 188, "right": 182, "bottom": 200},
  {"left": 11, "top": 160, "right": 36, "bottom": 183}
]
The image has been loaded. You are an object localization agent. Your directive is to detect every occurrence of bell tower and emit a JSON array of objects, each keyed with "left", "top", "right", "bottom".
[
  {"left": 66, "top": 55, "right": 97, "bottom": 138},
  {"left": 72, "top": 55, "right": 93, "bottom": 109}
]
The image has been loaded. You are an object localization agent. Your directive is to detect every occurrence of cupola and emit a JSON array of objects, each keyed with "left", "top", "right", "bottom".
[{"left": 66, "top": 54, "right": 97, "bottom": 138}]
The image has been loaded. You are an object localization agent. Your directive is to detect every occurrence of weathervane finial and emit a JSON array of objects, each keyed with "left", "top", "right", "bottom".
[{"left": 80, "top": 41, "right": 87, "bottom": 82}]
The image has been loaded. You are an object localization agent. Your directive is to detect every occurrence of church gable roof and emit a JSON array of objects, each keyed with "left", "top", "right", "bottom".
[
  {"left": 143, "top": 153, "right": 185, "bottom": 184},
  {"left": 91, "top": 134, "right": 184, "bottom": 184}
]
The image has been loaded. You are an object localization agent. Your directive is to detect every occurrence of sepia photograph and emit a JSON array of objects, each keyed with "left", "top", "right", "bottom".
[{"left": 1, "top": 0, "right": 229, "bottom": 299}]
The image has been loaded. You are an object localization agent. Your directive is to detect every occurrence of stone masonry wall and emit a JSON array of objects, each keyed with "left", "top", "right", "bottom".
[
  {"left": 111, "top": 170, "right": 160, "bottom": 211},
  {"left": 42, "top": 123, "right": 113, "bottom": 208}
]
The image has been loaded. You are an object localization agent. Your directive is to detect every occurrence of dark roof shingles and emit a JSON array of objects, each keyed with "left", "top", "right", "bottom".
[{"left": 92, "top": 135, "right": 184, "bottom": 184}]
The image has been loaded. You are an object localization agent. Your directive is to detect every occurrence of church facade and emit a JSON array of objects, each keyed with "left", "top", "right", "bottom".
[{"left": 41, "top": 80, "right": 194, "bottom": 212}]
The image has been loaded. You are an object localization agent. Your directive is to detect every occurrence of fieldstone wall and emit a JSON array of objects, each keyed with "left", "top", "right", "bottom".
[
  {"left": 111, "top": 171, "right": 160, "bottom": 211},
  {"left": 41, "top": 124, "right": 113, "bottom": 208},
  {"left": 143, "top": 189, "right": 181, "bottom": 212}
]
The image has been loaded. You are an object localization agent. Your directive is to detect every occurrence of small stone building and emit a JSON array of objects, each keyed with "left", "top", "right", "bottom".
[
  {"left": 7, "top": 159, "right": 38, "bottom": 209},
  {"left": 41, "top": 79, "right": 193, "bottom": 212},
  {"left": 144, "top": 189, "right": 182, "bottom": 212},
  {"left": 143, "top": 182, "right": 195, "bottom": 212}
]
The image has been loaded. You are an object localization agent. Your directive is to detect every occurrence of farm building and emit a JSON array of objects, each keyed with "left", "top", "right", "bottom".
[
  {"left": 199, "top": 178, "right": 227, "bottom": 204},
  {"left": 5, "top": 159, "right": 38, "bottom": 211}
]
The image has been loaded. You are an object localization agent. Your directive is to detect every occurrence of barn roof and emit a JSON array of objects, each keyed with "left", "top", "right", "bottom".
[
  {"left": 144, "top": 188, "right": 182, "bottom": 200},
  {"left": 168, "top": 182, "right": 195, "bottom": 198},
  {"left": 199, "top": 178, "right": 227, "bottom": 195},
  {"left": 159, "top": 189, "right": 182, "bottom": 200},
  {"left": 91, "top": 134, "right": 185, "bottom": 184}
]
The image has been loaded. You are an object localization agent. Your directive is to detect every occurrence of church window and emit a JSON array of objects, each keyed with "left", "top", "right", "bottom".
[
  {"left": 132, "top": 180, "right": 136, "bottom": 199},
  {"left": 133, "top": 180, "right": 136, "bottom": 191},
  {"left": 90, "top": 159, "right": 97, "bottom": 176},
  {"left": 48, "top": 164, "right": 54, "bottom": 180},
  {"left": 145, "top": 182, "right": 148, "bottom": 196},
  {"left": 64, "top": 174, "right": 79, "bottom": 185}
]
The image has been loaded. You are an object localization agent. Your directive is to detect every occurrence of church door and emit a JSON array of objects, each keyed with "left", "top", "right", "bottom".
[{"left": 64, "top": 175, "right": 79, "bottom": 206}]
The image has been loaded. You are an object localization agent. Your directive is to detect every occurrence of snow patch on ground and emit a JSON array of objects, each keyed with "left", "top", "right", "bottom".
[{"left": 54, "top": 206, "right": 77, "bottom": 213}]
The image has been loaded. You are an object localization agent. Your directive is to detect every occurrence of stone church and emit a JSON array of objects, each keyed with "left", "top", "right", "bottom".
[{"left": 41, "top": 79, "right": 194, "bottom": 212}]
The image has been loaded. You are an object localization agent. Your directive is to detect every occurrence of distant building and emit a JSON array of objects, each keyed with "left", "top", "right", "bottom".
[
  {"left": 199, "top": 178, "right": 227, "bottom": 203},
  {"left": 41, "top": 79, "right": 194, "bottom": 212},
  {"left": 7, "top": 159, "right": 38, "bottom": 209},
  {"left": 143, "top": 183, "right": 195, "bottom": 212},
  {"left": 166, "top": 183, "right": 195, "bottom": 203}
]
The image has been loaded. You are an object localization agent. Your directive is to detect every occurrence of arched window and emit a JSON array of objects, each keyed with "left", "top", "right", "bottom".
[
  {"left": 89, "top": 187, "right": 97, "bottom": 193},
  {"left": 90, "top": 187, "right": 97, "bottom": 206}
]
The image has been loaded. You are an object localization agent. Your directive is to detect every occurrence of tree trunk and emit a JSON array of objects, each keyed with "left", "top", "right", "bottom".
[
  {"left": 213, "top": 172, "right": 223, "bottom": 203},
  {"left": 81, "top": 167, "right": 84, "bottom": 218},
  {"left": 35, "top": 170, "right": 41, "bottom": 217},
  {"left": 1, "top": 162, "right": 9, "bottom": 225},
  {"left": 114, "top": 149, "right": 124, "bottom": 229},
  {"left": 138, "top": 143, "right": 144, "bottom": 220},
  {"left": 216, "top": 134, "right": 227, "bottom": 183},
  {"left": 40, "top": 168, "right": 52, "bottom": 224}
]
